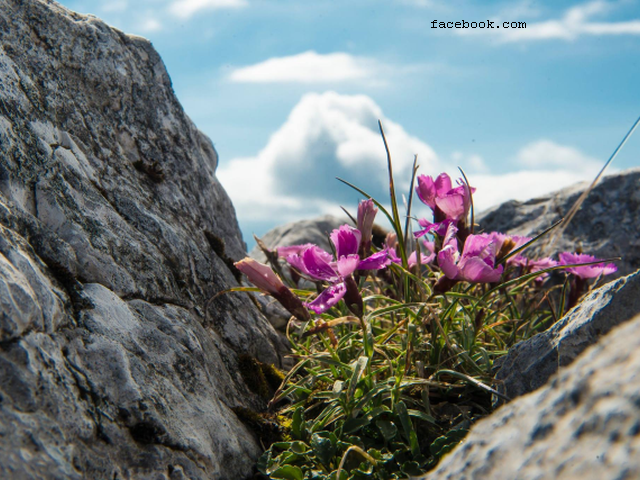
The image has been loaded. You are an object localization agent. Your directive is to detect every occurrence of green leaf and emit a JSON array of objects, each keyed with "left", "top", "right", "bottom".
[
  {"left": 269, "top": 465, "right": 304, "bottom": 480},
  {"left": 348, "top": 356, "right": 369, "bottom": 400},
  {"left": 343, "top": 416, "right": 370, "bottom": 435},
  {"left": 395, "top": 401, "right": 419, "bottom": 457},
  {"left": 289, "top": 441, "right": 311, "bottom": 455},
  {"left": 311, "top": 431, "right": 338, "bottom": 467},
  {"left": 291, "top": 407, "right": 307, "bottom": 441},
  {"left": 375, "top": 419, "right": 398, "bottom": 442},
  {"left": 430, "top": 428, "right": 468, "bottom": 458},
  {"left": 256, "top": 449, "right": 272, "bottom": 475},
  {"left": 406, "top": 409, "right": 437, "bottom": 426},
  {"left": 400, "top": 460, "right": 423, "bottom": 476}
]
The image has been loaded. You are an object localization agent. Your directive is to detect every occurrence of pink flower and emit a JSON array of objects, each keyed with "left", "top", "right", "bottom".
[
  {"left": 279, "top": 225, "right": 390, "bottom": 314},
  {"left": 386, "top": 232, "right": 435, "bottom": 268},
  {"left": 437, "top": 223, "right": 503, "bottom": 283},
  {"left": 558, "top": 252, "right": 617, "bottom": 279},
  {"left": 415, "top": 173, "right": 475, "bottom": 222}
]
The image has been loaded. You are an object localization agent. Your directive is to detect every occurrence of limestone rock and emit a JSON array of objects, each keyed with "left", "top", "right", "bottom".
[
  {"left": 493, "top": 270, "right": 640, "bottom": 403},
  {"left": 420, "top": 313, "right": 640, "bottom": 480},
  {"left": 0, "top": 1, "right": 284, "bottom": 478},
  {"left": 477, "top": 168, "right": 640, "bottom": 279}
]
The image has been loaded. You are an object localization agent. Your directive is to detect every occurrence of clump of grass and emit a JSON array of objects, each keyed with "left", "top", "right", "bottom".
[{"left": 229, "top": 121, "right": 623, "bottom": 480}]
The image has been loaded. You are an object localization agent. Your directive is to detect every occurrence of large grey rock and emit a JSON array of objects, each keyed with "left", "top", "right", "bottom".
[
  {"left": 420, "top": 313, "right": 640, "bottom": 480},
  {"left": 0, "top": 1, "right": 284, "bottom": 478},
  {"left": 494, "top": 270, "right": 640, "bottom": 402},
  {"left": 478, "top": 168, "right": 640, "bottom": 279}
]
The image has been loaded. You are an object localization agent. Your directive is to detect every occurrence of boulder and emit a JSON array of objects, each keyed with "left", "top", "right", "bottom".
[
  {"left": 420, "top": 312, "right": 640, "bottom": 480},
  {"left": 493, "top": 270, "right": 640, "bottom": 402},
  {"left": 0, "top": 1, "right": 284, "bottom": 478},
  {"left": 477, "top": 168, "right": 640, "bottom": 279}
]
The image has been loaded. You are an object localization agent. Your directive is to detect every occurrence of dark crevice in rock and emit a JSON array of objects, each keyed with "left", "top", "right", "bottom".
[
  {"left": 204, "top": 230, "right": 242, "bottom": 283},
  {"left": 61, "top": 346, "right": 112, "bottom": 444}
]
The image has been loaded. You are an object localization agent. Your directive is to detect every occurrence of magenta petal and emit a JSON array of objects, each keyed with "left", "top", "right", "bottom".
[
  {"left": 460, "top": 257, "right": 503, "bottom": 283},
  {"left": 461, "top": 234, "right": 496, "bottom": 260},
  {"left": 306, "top": 282, "right": 347, "bottom": 314},
  {"left": 434, "top": 173, "right": 453, "bottom": 196},
  {"left": 297, "top": 246, "right": 339, "bottom": 281},
  {"left": 408, "top": 251, "right": 433, "bottom": 268},
  {"left": 442, "top": 222, "right": 459, "bottom": 251},
  {"left": 438, "top": 246, "right": 459, "bottom": 279},
  {"left": 330, "top": 225, "right": 362, "bottom": 259},
  {"left": 435, "top": 193, "right": 465, "bottom": 221},
  {"left": 284, "top": 253, "right": 309, "bottom": 277},
  {"left": 559, "top": 252, "right": 617, "bottom": 279},
  {"left": 388, "top": 247, "right": 402, "bottom": 265},
  {"left": 336, "top": 254, "right": 360, "bottom": 277},
  {"left": 277, "top": 244, "right": 315, "bottom": 258},
  {"left": 407, "top": 251, "right": 417, "bottom": 268},
  {"left": 416, "top": 175, "right": 437, "bottom": 208},
  {"left": 358, "top": 249, "right": 391, "bottom": 270}
]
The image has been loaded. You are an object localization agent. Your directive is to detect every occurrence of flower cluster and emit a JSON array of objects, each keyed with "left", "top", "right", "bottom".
[{"left": 235, "top": 171, "right": 617, "bottom": 321}]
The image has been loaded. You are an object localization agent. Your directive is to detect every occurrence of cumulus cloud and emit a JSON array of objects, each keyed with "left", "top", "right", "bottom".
[
  {"left": 468, "top": 140, "right": 604, "bottom": 212},
  {"left": 168, "top": 0, "right": 248, "bottom": 20},
  {"left": 228, "top": 51, "right": 382, "bottom": 84},
  {"left": 457, "top": 0, "right": 640, "bottom": 42},
  {"left": 217, "top": 91, "right": 439, "bottom": 224},
  {"left": 217, "top": 93, "right": 605, "bottom": 239},
  {"left": 516, "top": 139, "right": 602, "bottom": 170}
]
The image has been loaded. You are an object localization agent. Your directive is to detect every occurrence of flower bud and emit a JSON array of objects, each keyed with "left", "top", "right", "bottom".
[
  {"left": 357, "top": 199, "right": 378, "bottom": 257},
  {"left": 235, "top": 258, "right": 310, "bottom": 322}
]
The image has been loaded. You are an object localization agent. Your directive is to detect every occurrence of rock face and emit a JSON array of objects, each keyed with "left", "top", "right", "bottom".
[
  {"left": 421, "top": 312, "right": 640, "bottom": 480},
  {"left": 477, "top": 168, "right": 640, "bottom": 279},
  {"left": 0, "top": 1, "right": 284, "bottom": 479},
  {"left": 494, "top": 270, "right": 640, "bottom": 403}
]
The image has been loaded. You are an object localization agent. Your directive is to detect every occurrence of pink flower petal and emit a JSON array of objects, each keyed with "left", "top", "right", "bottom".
[
  {"left": 459, "top": 257, "right": 503, "bottom": 283},
  {"left": 336, "top": 254, "right": 360, "bottom": 277},
  {"left": 358, "top": 249, "right": 391, "bottom": 270},
  {"left": 559, "top": 252, "right": 617, "bottom": 279},
  {"left": 306, "top": 282, "right": 347, "bottom": 314},
  {"left": 330, "top": 225, "right": 362, "bottom": 259},
  {"left": 438, "top": 246, "right": 460, "bottom": 279}
]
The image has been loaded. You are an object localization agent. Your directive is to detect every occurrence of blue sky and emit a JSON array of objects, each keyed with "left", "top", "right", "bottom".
[{"left": 58, "top": 0, "right": 640, "bottom": 247}]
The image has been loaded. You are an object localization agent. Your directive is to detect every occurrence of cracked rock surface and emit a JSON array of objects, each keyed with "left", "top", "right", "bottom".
[
  {"left": 0, "top": 0, "right": 285, "bottom": 478},
  {"left": 420, "top": 313, "right": 640, "bottom": 480},
  {"left": 494, "top": 270, "right": 640, "bottom": 403}
]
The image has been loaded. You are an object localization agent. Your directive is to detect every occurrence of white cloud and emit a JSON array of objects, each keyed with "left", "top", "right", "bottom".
[
  {"left": 168, "top": 0, "right": 248, "bottom": 20},
  {"left": 217, "top": 91, "right": 439, "bottom": 224},
  {"left": 468, "top": 140, "right": 604, "bottom": 212},
  {"left": 457, "top": 1, "right": 640, "bottom": 42},
  {"left": 516, "top": 139, "right": 602, "bottom": 170},
  {"left": 217, "top": 94, "right": 605, "bottom": 235},
  {"left": 228, "top": 51, "right": 382, "bottom": 84},
  {"left": 139, "top": 17, "right": 162, "bottom": 33},
  {"left": 451, "top": 151, "right": 489, "bottom": 174}
]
